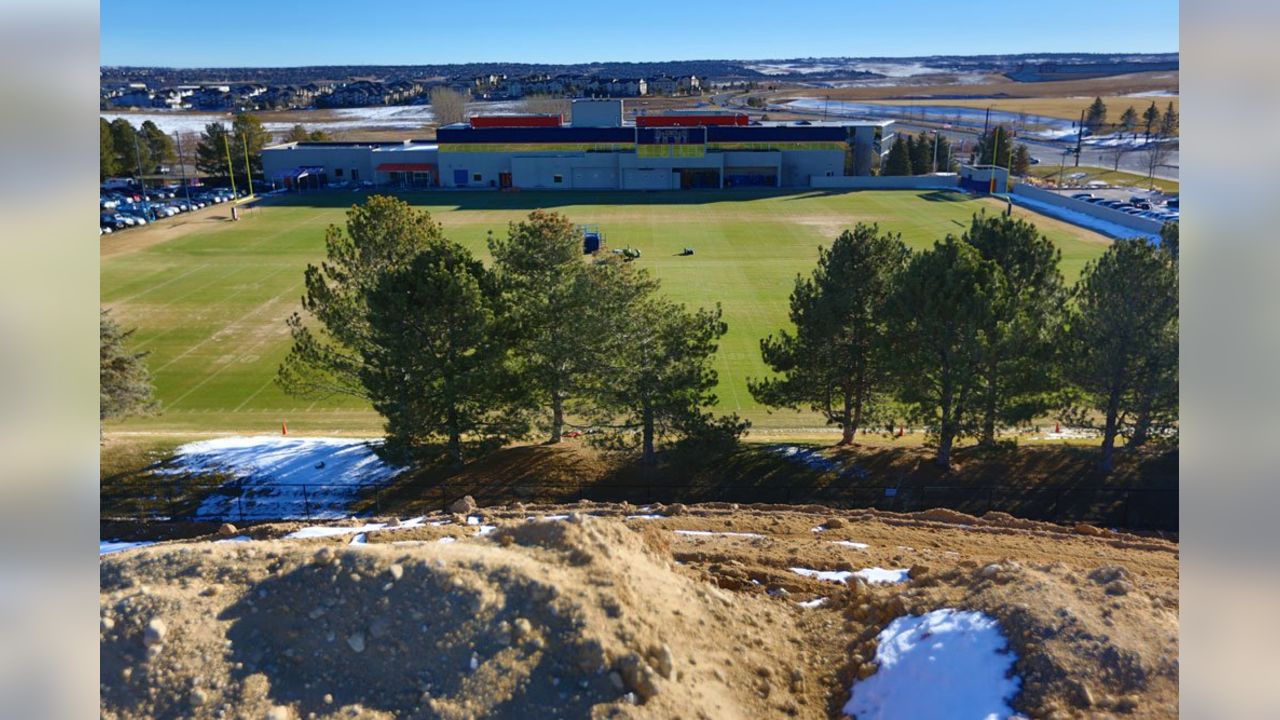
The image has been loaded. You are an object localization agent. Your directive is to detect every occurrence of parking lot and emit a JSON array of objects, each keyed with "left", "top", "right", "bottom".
[
  {"left": 100, "top": 184, "right": 247, "bottom": 236},
  {"left": 1047, "top": 185, "right": 1179, "bottom": 224}
]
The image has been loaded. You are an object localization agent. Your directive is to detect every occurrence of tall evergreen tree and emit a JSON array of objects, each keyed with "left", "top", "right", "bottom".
[
  {"left": 100, "top": 118, "right": 119, "bottom": 179},
  {"left": 1119, "top": 106, "right": 1139, "bottom": 134},
  {"left": 1142, "top": 102, "right": 1160, "bottom": 140},
  {"left": 195, "top": 122, "right": 234, "bottom": 180},
  {"left": 587, "top": 271, "right": 742, "bottom": 464},
  {"left": 1062, "top": 238, "right": 1178, "bottom": 471},
  {"left": 1085, "top": 96, "right": 1108, "bottom": 131},
  {"left": 360, "top": 240, "right": 525, "bottom": 467},
  {"left": 935, "top": 134, "right": 955, "bottom": 172},
  {"left": 1009, "top": 144, "right": 1032, "bottom": 176},
  {"left": 488, "top": 210, "right": 597, "bottom": 443},
  {"left": 139, "top": 120, "right": 176, "bottom": 169},
  {"left": 109, "top": 118, "right": 149, "bottom": 177},
  {"left": 976, "top": 125, "right": 1014, "bottom": 168},
  {"left": 909, "top": 131, "right": 934, "bottom": 175},
  {"left": 278, "top": 196, "right": 446, "bottom": 400},
  {"left": 963, "top": 214, "right": 1067, "bottom": 445},
  {"left": 750, "top": 224, "right": 908, "bottom": 444},
  {"left": 890, "top": 237, "right": 997, "bottom": 468},
  {"left": 882, "top": 135, "right": 912, "bottom": 176},
  {"left": 1158, "top": 102, "right": 1179, "bottom": 137},
  {"left": 100, "top": 309, "right": 157, "bottom": 423}
]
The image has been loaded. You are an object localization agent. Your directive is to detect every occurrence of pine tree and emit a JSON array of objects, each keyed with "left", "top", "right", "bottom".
[
  {"left": 1062, "top": 239, "right": 1178, "bottom": 471},
  {"left": 1142, "top": 102, "right": 1160, "bottom": 140},
  {"left": 1119, "top": 106, "right": 1139, "bottom": 134},
  {"left": 488, "top": 210, "right": 598, "bottom": 443},
  {"left": 1010, "top": 144, "right": 1032, "bottom": 176},
  {"left": 100, "top": 309, "right": 157, "bottom": 423},
  {"left": 962, "top": 214, "right": 1067, "bottom": 445},
  {"left": 110, "top": 118, "right": 149, "bottom": 177},
  {"left": 100, "top": 118, "right": 119, "bottom": 180},
  {"left": 882, "top": 135, "right": 912, "bottom": 176},
  {"left": 909, "top": 131, "right": 934, "bottom": 175},
  {"left": 976, "top": 125, "right": 1014, "bottom": 168},
  {"left": 935, "top": 134, "right": 954, "bottom": 172},
  {"left": 1158, "top": 102, "right": 1179, "bottom": 137},
  {"left": 749, "top": 224, "right": 908, "bottom": 444},
  {"left": 139, "top": 120, "right": 176, "bottom": 169},
  {"left": 890, "top": 237, "right": 997, "bottom": 468},
  {"left": 277, "top": 196, "right": 447, "bottom": 401},
  {"left": 587, "top": 264, "right": 742, "bottom": 464},
  {"left": 1085, "top": 96, "right": 1108, "bottom": 132},
  {"left": 360, "top": 240, "right": 525, "bottom": 467},
  {"left": 195, "top": 122, "right": 233, "bottom": 180},
  {"left": 286, "top": 124, "right": 312, "bottom": 143}
]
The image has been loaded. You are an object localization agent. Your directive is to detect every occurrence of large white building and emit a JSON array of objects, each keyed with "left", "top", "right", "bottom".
[{"left": 262, "top": 99, "right": 892, "bottom": 191}]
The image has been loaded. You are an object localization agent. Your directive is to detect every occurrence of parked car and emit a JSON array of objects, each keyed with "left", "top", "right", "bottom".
[
  {"left": 1070, "top": 193, "right": 1095, "bottom": 201},
  {"left": 1165, "top": 197, "right": 1179, "bottom": 209}
]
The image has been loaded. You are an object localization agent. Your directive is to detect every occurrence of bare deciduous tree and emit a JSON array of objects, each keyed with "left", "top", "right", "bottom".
[
  {"left": 430, "top": 87, "right": 470, "bottom": 127},
  {"left": 1143, "top": 140, "right": 1175, "bottom": 189},
  {"left": 520, "top": 94, "right": 570, "bottom": 120}
]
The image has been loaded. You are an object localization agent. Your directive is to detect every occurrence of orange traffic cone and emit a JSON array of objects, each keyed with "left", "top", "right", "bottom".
[
  {"left": 1054, "top": 422, "right": 1060, "bottom": 434},
  {"left": 282, "top": 420, "right": 288, "bottom": 435}
]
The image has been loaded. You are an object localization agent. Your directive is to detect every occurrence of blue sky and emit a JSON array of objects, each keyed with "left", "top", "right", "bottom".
[{"left": 101, "top": 0, "right": 1178, "bottom": 67}]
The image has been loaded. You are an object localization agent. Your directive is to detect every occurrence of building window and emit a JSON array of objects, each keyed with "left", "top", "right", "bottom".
[
  {"left": 334, "top": 168, "right": 343, "bottom": 177},
  {"left": 473, "top": 173, "right": 482, "bottom": 182},
  {"left": 351, "top": 169, "right": 359, "bottom": 181},
  {"left": 553, "top": 174, "right": 563, "bottom": 184}
]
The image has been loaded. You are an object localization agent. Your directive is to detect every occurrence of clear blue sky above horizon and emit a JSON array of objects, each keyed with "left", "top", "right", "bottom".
[{"left": 101, "top": 0, "right": 1178, "bottom": 67}]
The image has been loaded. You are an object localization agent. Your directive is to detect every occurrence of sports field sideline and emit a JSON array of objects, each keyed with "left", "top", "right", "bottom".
[{"left": 100, "top": 189, "right": 1111, "bottom": 435}]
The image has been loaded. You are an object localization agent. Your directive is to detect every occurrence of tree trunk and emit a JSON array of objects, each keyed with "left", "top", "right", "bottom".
[
  {"left": 447, "top": 407, "right": 464, "bottom": 470},
  {"left": 549, "top": 390, "right": 564, "bottom": 444},
  {"left": 936, "top": 380, "right": 954, "bottom": 470},
  {"left": 641, "top": 402, "right": 656, "bottom": 465},
  {"left": 837, "top": 392, "right": 855, "bottom": 445},
  {"left": 980, "top": 371, "right": 997, "bottom": 447},
  {"left": 1099, "top": 386, "right": 1121, "bottom": 474}
]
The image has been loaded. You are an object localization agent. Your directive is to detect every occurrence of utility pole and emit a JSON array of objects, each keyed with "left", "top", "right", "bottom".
[
  {"left": 1074, "top": 108, "right": 1085, "bottom": 167},
  {"left": 174, "top": 131, "right": 192, "bottom": 206},
  {"left": 931, "top": 130, "right": 940, "bottom": 174},
  {"left": 982, "top": 106, "right": 991, "bottom": 139},
  {"left": 131, "top": 131, "right": 152, "bottom": 221},
  {"left": 241, "top": 136, "right": 255, "bottom": 197},
  {"left": 222, "top": 134, "right": 238, "bottom": 198}
]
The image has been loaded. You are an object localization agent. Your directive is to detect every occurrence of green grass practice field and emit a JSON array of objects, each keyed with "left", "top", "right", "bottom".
[{"left": 101, "top": 189, "right": 1111, "bottom": 435}]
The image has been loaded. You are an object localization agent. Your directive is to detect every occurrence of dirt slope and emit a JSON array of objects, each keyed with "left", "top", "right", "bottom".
[{"left": 100, "top": 504, "right": 1178, "bottom": 719}]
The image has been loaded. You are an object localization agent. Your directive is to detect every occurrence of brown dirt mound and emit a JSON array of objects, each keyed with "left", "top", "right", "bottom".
[{"left": 101, "top": 505, "right": 1179, "bottom": 719}]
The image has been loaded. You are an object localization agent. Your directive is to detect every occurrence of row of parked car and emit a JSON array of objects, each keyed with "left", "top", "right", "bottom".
[
  {"left": 1070, "top": 192, "right": 1180, "bottom": 223},
  {"left": 99, "top": 186, "right": 242, "bottom": 234}
]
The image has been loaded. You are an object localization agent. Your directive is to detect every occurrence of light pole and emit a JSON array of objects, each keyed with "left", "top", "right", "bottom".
[{"left": 931, "top": 129, "right": 940, "bottom": 174}]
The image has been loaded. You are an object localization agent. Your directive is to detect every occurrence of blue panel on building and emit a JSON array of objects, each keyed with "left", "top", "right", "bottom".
[
  {"left": 636, "top": 127, "right": 707, "bottom": 145},
  {"left": 453, "top": 169, "right": 468, "bottom": 185}
]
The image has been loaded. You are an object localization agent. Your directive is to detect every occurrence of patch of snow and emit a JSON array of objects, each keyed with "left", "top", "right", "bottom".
[
  {"left": 830, "top": 540, "right": 871, "bottom": 550},
  {"left": 798, "top": 597, "right": 829, "bottom": 609},
  {"left": 843, "top": 609, "right": 1021, "bottom": 719},
  {"left": 791, "top": 566, "right": 909, "bottom": 584},
  {"left": 854, "top": 567, "right": 911, "bottom": 584},
  {"left": 214, "top": 535, "right": 253, "bottom": 543},
  {"left": 349, "top": 533, "right": 368, "bottom": 545},
  {"left": 1011, "top": 195, "right": 1161, "bottom": 242},
  {"left": 474, "top": 525, "right": 497, "bottom": 536},
  {"left": 811, "top": 525, "right": 826, "bottom": 533},
  {"left": 161, "top": 436, "right": 403, "bottom": 521},
  {"left": 625, "top": 514, "right": 664, "bottom": 520},
  {"left": 285, "top": 522, "right": 387, "bottom": 539},
  {"left": 99, "top": 540, "right": 155, "bottom": 556},
  {"left": 790, "top": 567, "right": 854, "bottom": 583},
  {"left": 674, "top": 530, "right": 765, "bottom": 539},
  {"left": 770, "top": 445, "right": 840, "bottom": 472}
]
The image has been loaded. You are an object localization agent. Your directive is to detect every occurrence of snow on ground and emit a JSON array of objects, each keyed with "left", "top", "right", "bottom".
[
  {"left": 791, "top": 567, "right": 910, "bottom": 584},
  {"left": 797, "top": 597, "right": 829, "bottom": 609},
  {"left": 843, "top": 609, "right": 1021, "bottom": 719},
  {"left": 830, "top": 540, "right": 870, "bottom": 550},
  {"left": 770, "top": 445, "right": 841, "bottom": 472},
  {"left": 214, "top": 535, "right": 252, "bottom": 543},
  {"left": 1011, "top": 195, "right": 1161, "bottom": 242},
  {"left": 160, "top": 436, "right": 404, "bottom": 521},
  {"left": 625, "top": 514, "right": 664, "bottom": 520},
  {"left": 100, "top": 540, "right": 155, "bottom": 556},
  {"left": 674, "top": 530, "right": 766, "bottom": 539}
]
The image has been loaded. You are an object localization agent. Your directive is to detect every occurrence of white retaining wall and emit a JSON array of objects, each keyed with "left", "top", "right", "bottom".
[{"left": 1011, "top": 183, "right": 1164, "bottom": 235}]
